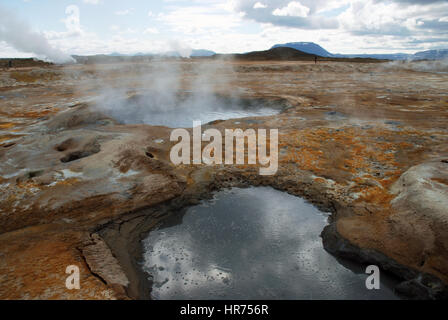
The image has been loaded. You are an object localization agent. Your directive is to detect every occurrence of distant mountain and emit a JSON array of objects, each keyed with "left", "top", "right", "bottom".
[
  {"left": 190, "top": 49, "right": 216, "bottom": 57},
  {"left": 270, "top": 42, "right": 448, "bottom": 61},
  {"left": 109, "top": 52, "right": 125, "bottom": 57},
  {"left": 105, "top": 49, "right": 216, "bottom": 58},
  {"left": 162, "top": 49, "right": 216, "bottom": 57},
  {"left": 271, "top": 42, "right": 334, "bottom": 57},
  {"left": 413, "top": 49, "right": 448, "bottom": 60},
  {"left": 332, "top": 50, "right": 448, "bottom": 61},
  {"left": 271, "top": 42, "right": 412, "bottom": 60},
  {"left": 228, "top": 47, "right": 316, "bottom": 61},
  {"left": 333, "top": 53, "right": 412, "bottom": 60},
  {"left": 108, "top": 52, "right": 153, "bottom": 57},
  {"left": 73, "top": 44, "right": 448, "bottom": 65},
  {"left": 134, "top": 52, "right": 154, "bottom": 57}
]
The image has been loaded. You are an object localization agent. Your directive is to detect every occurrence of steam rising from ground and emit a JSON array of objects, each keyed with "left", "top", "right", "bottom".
[
  {"left": 385, "top": 59, "right": 448, "bottom": 73},
  {"left": 168, "top": 40, "right": 193, "bottom": 58},
  {"left": 0, "top": 5, "right": 73, "bottom": 64},
  {"left": 89, "top": 60, "right": 282, "bottom": 128}
]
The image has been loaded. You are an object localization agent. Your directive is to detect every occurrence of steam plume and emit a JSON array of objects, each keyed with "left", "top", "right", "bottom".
[{"left": 0, "top": 5, "right": 73, "bottom": 64}]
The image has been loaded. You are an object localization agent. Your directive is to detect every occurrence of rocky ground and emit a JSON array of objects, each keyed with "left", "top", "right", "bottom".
[{"left": 0, "top": 59, "right": 447, "bottom": 299}]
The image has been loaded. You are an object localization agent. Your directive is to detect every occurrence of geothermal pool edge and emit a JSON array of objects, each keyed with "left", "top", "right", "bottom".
[{"left": 95, "top": 173, "right": 448, "bottom": 300}]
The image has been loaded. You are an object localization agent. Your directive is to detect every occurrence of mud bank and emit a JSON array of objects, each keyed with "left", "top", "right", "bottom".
[
  {"left": 322, "top": 224, "right": 448, "bottom": 300},
  {"left": 97, "top": 169, "right": 447, "bottom": 300}
]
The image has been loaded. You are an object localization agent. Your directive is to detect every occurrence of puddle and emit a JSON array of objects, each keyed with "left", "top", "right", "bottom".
[
  {"left": 142, "top": 187, "right": 400, "bottom": 300},
  {"left": 95, "top": 93, "right": 286, "bottom": 128}
]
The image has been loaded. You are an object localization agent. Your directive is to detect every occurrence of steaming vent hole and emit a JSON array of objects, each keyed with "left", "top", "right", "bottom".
[
  {"left": 59, "top": 141, "right": 100, "bottom": 163},
  {"left": 95, "top": 92, "right": 289, "bottom": 128}
]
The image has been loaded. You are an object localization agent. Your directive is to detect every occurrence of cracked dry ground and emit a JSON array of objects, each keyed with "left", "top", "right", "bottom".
[{"left": 0, "top": 60, "right": 447, "bottom": 299}]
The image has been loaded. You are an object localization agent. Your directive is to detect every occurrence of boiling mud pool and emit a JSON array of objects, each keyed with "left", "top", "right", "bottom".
[
  {"left": 142, "top": 187, "right": 400, "bottom": 300},
  {"left": 102, "top": 94, "right": 285, "bottom": 128}
]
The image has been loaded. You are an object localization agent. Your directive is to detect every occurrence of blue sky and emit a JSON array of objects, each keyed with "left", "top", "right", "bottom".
[
  {"left": 8, "top": 0, "right": 170, "bottom": 36},
  {"left": 0, "top": 0, "right": 447, "bottom": 59}
]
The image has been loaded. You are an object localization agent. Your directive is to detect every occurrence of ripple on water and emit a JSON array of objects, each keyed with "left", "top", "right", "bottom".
[{"left": 142, "top": 187, "right": 400, "bottom": 300}]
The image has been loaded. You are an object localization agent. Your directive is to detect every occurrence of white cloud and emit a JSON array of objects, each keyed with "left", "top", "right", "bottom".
[
  {"left": 123, "top": 27, "right": 138, "bottom": 34},
  {"left": 272, "top": 1, "right": 310, "bottom": 17},
  {"left": 157, "top": 5, "right": 243, "bottom": 35},
  {"left": 253, "top": 2, "right": 267, "bottom": 9},
  {"left": 45, "top": 5, "right": 83, "bottom": 39},
  {"left": 115, "top": 8, "right": 134, "bottom": 16},
  {"left": 4, "top": 0, "right": 448, "bottom": 58},
  {"left": 232, "top": 0, "right": 338, "bottom": 29},
  {"left": 338, "top": 0, "right": 448, "bottom": 36},
  {"left": 64, "top": 5, "right": 82, "bottom": 35},
  {"left": 83, "top": 0, "right": 101, "bottom": 4},
  {"left": 144, "top": 27, "right": 159, "bottom": 35}
]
